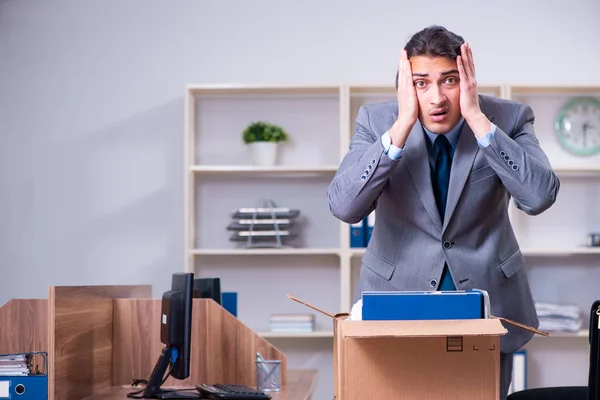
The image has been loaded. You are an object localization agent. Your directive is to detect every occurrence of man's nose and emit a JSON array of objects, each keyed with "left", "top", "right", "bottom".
[{"left": 430, "top": 85, "right": 447, "bottom": 104}]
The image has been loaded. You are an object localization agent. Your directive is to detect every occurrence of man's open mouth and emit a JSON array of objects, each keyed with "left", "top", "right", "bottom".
[{"left": 431, "top": 109, "right": 448, "bottom": 116}]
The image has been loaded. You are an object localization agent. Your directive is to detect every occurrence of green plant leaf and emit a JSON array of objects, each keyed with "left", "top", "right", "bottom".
[{"left": 242, "top": 121, "right": 290, "bottom": 143}]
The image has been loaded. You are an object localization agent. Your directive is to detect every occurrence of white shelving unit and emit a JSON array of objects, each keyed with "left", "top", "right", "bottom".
[{"left": 184, "top": 83, "right": 600, "bottom": 396}]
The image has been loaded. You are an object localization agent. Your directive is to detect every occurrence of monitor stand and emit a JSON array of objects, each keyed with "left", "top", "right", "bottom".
[{"left": 130, "top": 347, "right": 201, "bottom": 399}]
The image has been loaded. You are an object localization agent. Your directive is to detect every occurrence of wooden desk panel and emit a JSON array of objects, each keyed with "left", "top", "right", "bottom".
[
  {"left": 112, "top": 299, "right": 287, "bottom": 388},
  {"left": 49, "top": 285, "right": 152, "bottom": 400},
  {"left": 82, "top": 369, "right": 318, "bottom": 400}
]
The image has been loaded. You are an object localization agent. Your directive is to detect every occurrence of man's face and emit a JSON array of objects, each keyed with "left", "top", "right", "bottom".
[{"left": 410, "top": 55, "right": 462, "bottom": 134}]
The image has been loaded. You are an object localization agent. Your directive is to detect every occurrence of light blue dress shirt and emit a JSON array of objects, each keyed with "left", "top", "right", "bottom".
[{"left": 381, "top": 119, "right": 497, "bottom": 160}]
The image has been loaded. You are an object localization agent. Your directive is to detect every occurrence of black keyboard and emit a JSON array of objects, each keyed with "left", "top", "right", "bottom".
[{"left": 195, "top": 383, "right": 271, "bottom": 400}]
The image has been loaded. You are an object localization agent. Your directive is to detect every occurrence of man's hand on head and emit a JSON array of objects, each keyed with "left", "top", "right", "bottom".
[
  {"left": 389, "top": 49, "right": 419, "bottom": 148},
  {"left": 457, "top": 42, "right": 492, "bottom": 138}
]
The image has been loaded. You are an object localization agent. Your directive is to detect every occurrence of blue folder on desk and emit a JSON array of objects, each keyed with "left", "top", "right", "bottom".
[
  {"left": 0, "top": 352, "right": 48, "bottom": 400},
  {"left": 361, "top": 289, "right": 490, "bottom": 321}
]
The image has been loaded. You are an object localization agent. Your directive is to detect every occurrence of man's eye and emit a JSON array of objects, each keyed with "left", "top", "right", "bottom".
[
  {"left": 446, "top": 77, "right": 457, "bottom": 84},
  {"left": 415, "top": 81, "right": 426, "bottom": 88}
]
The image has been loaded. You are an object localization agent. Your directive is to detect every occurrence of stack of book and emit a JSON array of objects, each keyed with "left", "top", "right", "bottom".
[
  {"left": 268, "top": 313, "right": 315, "bottom": 333},
  {"left": 227, "top": 206, "right": 300, "bottom": 248}
]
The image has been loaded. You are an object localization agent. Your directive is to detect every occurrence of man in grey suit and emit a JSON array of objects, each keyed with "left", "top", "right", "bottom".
[{"left": 327, "top": 25, "right": 560, "bottom": 399}]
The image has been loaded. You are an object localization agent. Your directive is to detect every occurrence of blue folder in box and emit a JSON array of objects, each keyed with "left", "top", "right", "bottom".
[{"left": 361, "top": 289, "right": 490, "bottom": 321}]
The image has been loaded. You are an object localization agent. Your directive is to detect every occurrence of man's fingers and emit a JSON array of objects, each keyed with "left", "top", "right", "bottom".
[
  {"left": 399, "top": 51, "right": 403, "bottom": 74},
  {"left": 457, "top": 55, "right": 466, "bottom": 81},
  {"left": 460, "top": 43, "right": 471, "bottom": 79},
  {"left": 464, "top": 42, "right": 475, "bottom": 80},
  {"left": 467, "top": 43, "right": 476, "bottom": 79},
  {"left": 398, "top": 50, "right": 411, "bottom": 88}
]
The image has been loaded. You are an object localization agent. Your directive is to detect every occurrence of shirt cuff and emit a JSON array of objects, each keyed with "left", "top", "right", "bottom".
[
  {"left": 475, "top": 123, "right": 496, "bottom": 148},
  {"left": 381, "top": 131, "right": 404, "bottom": 160}
]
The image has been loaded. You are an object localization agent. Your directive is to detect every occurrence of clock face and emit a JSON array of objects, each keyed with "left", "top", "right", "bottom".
[{"left": 554, "top": 97, "right": 600, "bottom": 156}]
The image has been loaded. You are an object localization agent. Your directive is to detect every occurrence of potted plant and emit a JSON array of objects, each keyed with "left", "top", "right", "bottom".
[{"left": 242, "top": 121, "right": 290, "bottom": 166}]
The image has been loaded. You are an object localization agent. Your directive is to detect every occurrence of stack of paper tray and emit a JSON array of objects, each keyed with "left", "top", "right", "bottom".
[{"left": 227, "top": 207, "right": 300, "bottom": 247}]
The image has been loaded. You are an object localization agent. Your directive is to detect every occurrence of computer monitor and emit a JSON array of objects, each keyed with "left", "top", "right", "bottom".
[
  {"left": 130, "top": 272, "right": 201, "bottom": 399},
  {"left": 192, "top": 277, "right": 221, "bottom": 305}
]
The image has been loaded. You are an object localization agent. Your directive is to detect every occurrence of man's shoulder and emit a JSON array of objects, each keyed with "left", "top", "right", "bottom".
[
  {"left": 358, "top": 100, "right": 397, "bottom": 120},
  {"left": 479, "top": 94, "right": 526, "bottom": 117}
]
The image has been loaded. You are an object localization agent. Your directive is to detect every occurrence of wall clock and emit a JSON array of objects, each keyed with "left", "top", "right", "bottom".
[{"left": 554, "top": 96, "right": 600, "bottom": 156}]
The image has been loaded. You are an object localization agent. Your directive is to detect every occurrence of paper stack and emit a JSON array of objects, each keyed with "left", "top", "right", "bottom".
[
  {"left": 535, "top": 301, "right": 582, "bottom": 332},
  {"left": 269, "top": 313, "right": 315, "bottom": 333},
  {"left": 0, "top": 354, "right": 30, "bottom": 376}
]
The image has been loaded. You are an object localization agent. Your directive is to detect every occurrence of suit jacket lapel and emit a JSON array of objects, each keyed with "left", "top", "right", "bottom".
[
  {"left": 404, "top": 121, "right": 443, "bottom": 230},
  {"left": 442, "top": 114, "right": 495, "bottom": 233}
]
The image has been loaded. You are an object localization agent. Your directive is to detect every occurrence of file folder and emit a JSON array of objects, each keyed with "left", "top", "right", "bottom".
[
  {"left": 349, "top": 220, "right": 365, "bottom": 248},
  {"left": 361, "top": 289, "right": 490, "bottom": 321},
  {"left": 0, "top": 352, "right": 48, "bottom": 400}
]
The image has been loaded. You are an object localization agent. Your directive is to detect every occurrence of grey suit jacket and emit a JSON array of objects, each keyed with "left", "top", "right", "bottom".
[{"left": 327, "top": 95, "right": 560, "bottom": 353}]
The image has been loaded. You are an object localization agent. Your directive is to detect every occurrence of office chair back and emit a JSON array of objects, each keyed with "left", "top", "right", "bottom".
[{"left": 590, "top": 300, "right": 600, "bottom": 400}]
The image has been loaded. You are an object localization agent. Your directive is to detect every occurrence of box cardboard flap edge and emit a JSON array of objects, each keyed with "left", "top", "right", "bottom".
[{"left": 286, "top": 294, "right": 549, "bottom": 337}]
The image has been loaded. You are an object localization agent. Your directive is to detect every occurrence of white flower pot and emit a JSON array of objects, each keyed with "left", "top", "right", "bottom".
[{"left": 249, "top": 142, "right": 279, "bottom": 166}]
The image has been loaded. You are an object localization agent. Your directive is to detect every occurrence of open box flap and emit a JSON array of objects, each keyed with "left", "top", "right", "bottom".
[
  {"left": 287, "top": 294, "right": 549, "bottom": 337},
  {"left": 340, "top": 318, "right": 507, "bottom": 338},
  {"left": 491, "top": 315, "right": 549, "bottom": 336},
  {"left": 287, "top": 294, "right": 342, "bottom": 319}
]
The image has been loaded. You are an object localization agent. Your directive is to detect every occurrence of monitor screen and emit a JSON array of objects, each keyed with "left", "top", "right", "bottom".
[
  {"left": 134, "top": 272, "right": 199, "bottom": 399},
  {"left": 166, "top": 272, "right": 193, "bottom": 380},
  {"left": 192, "top": 277, "right": 221, "bottom": 305}
]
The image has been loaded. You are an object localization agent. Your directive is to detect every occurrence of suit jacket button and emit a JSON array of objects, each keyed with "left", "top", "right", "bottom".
[
  {"left": 430, "top": 279, "right": 437, "bottom": 287},
  {"left": 443, "top": 241, "right": 452, "bottom": 249}
]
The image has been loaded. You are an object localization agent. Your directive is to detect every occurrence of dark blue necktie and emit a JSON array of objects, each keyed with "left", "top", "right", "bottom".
[
  {"left": 432, "top": 135, "right": 452, "bottom": 220},
  {"left": 431, "top": 135, "right": 455, "bottom": 290}
]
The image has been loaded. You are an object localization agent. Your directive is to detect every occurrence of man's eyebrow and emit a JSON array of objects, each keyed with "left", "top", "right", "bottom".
[
  {"left": 412, "top": 69, "right": 459, "bottom": 78},
  {"left": 441, "top": 69, "right": 459, "bottom": 75}
]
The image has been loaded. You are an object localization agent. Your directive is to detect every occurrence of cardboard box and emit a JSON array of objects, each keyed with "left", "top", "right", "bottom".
[{"left": 289, "top": 294, "right": 543, "bottom": 400}]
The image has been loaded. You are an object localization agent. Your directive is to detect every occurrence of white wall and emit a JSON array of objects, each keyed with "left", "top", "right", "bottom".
[{"left": 1, "top": 0, "right": 599, "bottom": 399}]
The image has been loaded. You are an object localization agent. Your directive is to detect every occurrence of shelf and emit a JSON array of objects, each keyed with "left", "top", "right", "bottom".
[
  {"left": 191, "top": 248, "right": 341, "bottom": 256},
  {"left": 534, "top": 329, "right": 588, "bottom": 339},
  {"left": 348, "top": 84, "right": 502, "bottom": 97},
  {"left": 349, "top": 248, "right": 366, "bottom": 257},
  {"left": 258, "top": 330, "right": 334, "bottom": 338},
  {"left": 521, "top": 248, "right": 600, "bottom": 256},
  {"left": 553, "top": 167, "right": 600, "bottom": 178},
  {"left": 190, "top": 165, "right": 338, "bottom": 176},
  {"left": 187, "top": 83, "right": 340, "bottom": 96},
  {"left": 509, "top": 85, "right": 600, "bottom": 95},
  {"left": 349, "top": 248, "right": 600, "bottom": 257}
]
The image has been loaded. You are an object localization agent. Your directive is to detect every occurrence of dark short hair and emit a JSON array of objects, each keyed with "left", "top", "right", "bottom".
[{"left": 395, "top": 25, "right": 465, "bottom": 88}]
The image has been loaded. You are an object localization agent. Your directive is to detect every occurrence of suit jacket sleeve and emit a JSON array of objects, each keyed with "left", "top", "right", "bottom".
[
  {"left": 481, "top": 104, "right": 560, "bottom": 215},
  {"left": 327, "top": 105, "right": 400, "bottom": 224}
]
